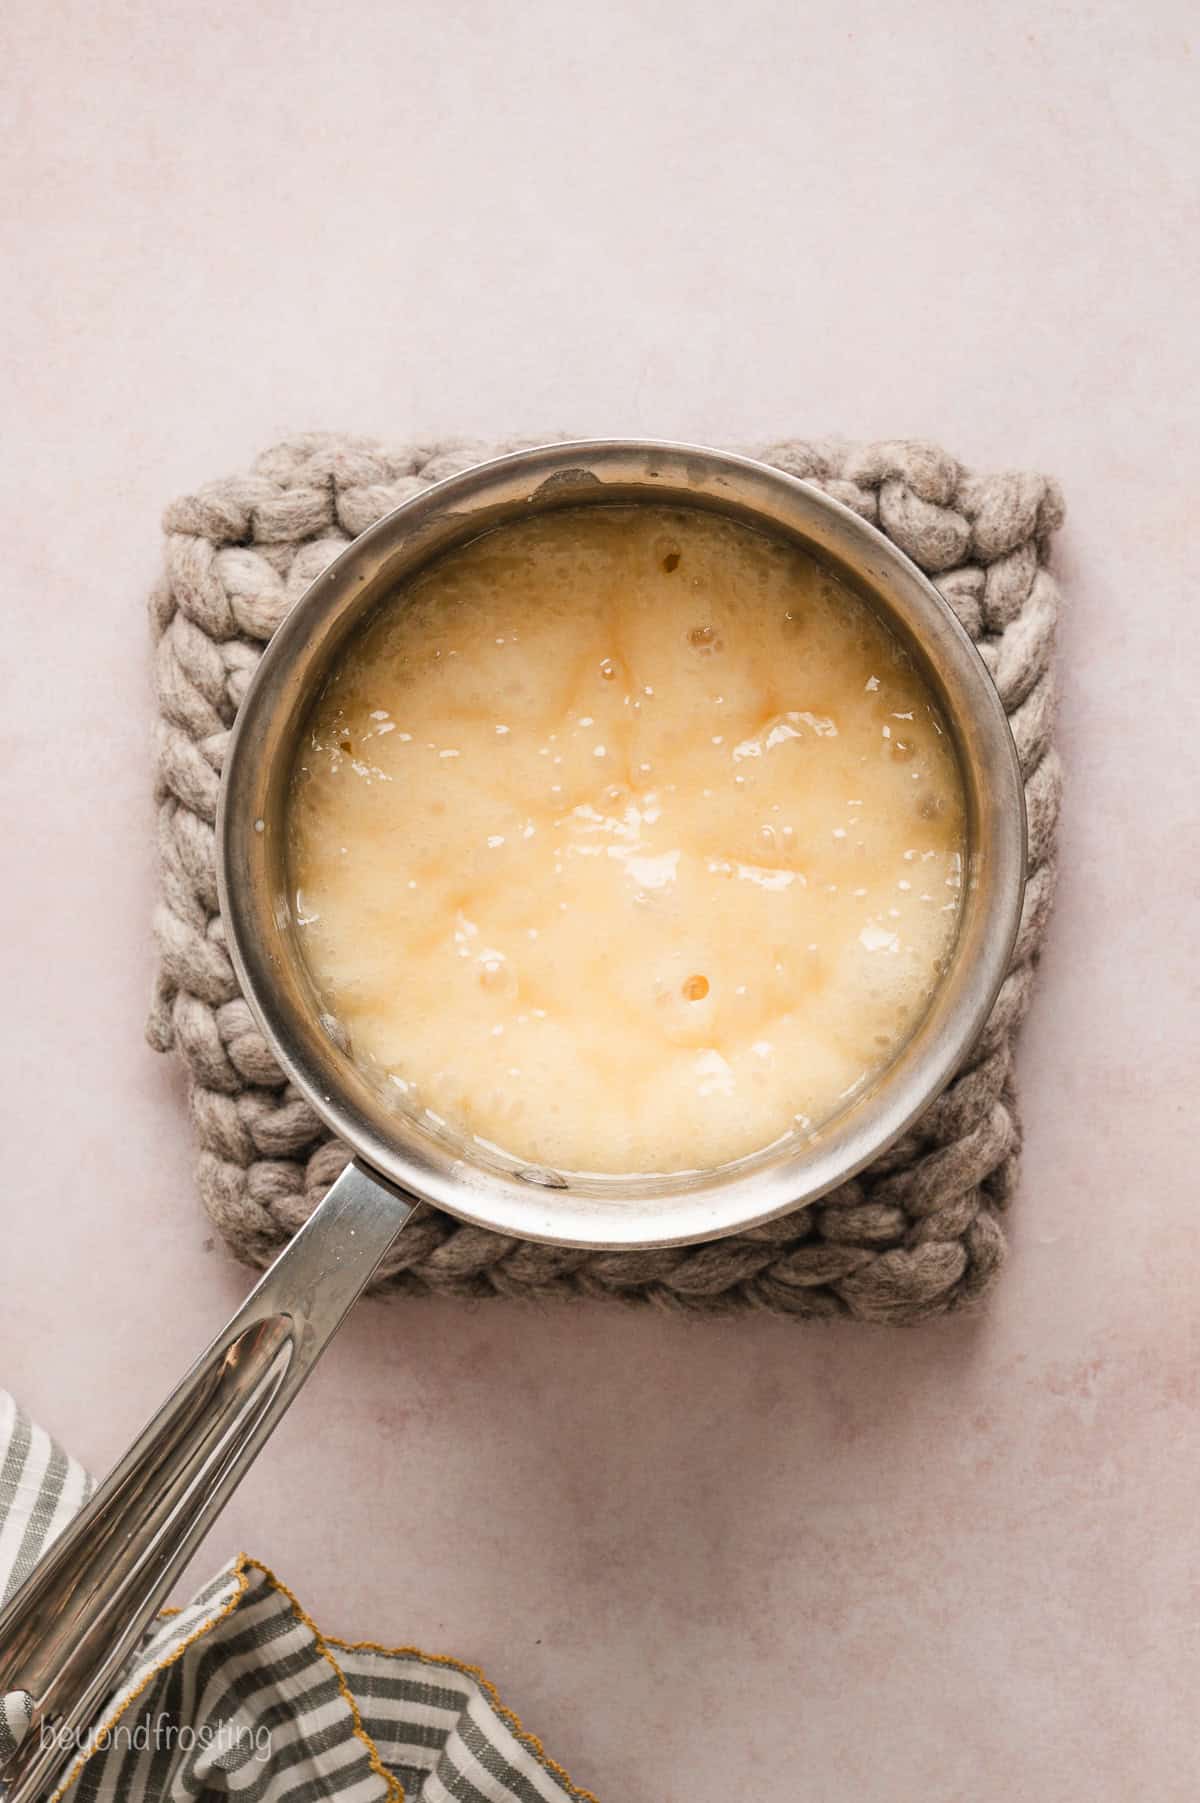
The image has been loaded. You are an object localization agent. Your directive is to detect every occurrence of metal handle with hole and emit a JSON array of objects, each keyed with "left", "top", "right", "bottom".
[{"left": 0, "top": 1162, "right": 414, "bottom": 1803}]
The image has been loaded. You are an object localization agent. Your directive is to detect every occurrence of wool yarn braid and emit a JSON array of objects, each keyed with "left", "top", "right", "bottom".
[{"left": 148, "top": 435, "right": 1063, "bottom": 1323}]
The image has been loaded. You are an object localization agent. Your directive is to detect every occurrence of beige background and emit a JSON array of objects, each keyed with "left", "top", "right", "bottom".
[{"left": 2, "top": 2, "right": 1197, "bottom": 1798}]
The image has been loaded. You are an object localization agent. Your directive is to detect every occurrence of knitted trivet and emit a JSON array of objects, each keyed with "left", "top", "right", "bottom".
[{"left": 148, "top": 435, "right": 1063, "bottom": 1323}]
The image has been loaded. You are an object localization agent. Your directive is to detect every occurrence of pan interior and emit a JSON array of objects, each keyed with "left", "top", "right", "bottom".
[{"left": 218, "top": 443, "right": 1023, "bottom": 1249}]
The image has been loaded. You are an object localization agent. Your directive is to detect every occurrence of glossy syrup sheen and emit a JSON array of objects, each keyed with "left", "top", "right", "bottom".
[{"left": 287, "top": 505, "right": 966, "bottom": 1175}]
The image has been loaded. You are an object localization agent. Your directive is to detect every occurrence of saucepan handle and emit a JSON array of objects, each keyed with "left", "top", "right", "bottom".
[{"left": 0, "top": 1160, "right": 415, "bottom": 1803}]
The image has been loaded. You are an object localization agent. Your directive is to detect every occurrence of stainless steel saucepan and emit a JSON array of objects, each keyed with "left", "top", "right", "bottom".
[{"left": 0, "top": 442, "right": 1025, "bottom": 1803}]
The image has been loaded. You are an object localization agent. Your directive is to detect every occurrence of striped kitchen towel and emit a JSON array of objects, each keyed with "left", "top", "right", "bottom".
[{"left": 0, "top": 1394, "right": 595, "bottom": 1803}]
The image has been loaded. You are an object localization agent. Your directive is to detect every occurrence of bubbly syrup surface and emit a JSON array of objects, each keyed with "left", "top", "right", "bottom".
[{"left": 288, "top": 505, "right": 966, "bottom": 1174}]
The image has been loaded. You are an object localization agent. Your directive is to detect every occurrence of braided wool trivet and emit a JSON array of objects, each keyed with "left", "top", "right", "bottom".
[{"left": 148, "top": 435, "right": 1063, "bottom": 1323}]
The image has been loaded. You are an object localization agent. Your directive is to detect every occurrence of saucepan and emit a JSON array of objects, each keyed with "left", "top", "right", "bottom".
[{"left": 0, "top": 441, "right": 1025, "bottom": 1803}]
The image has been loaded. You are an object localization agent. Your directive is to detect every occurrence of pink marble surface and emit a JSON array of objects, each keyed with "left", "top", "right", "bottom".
[{"left": 2, "top": 2, "right": 1197, "bottom": 1797}]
